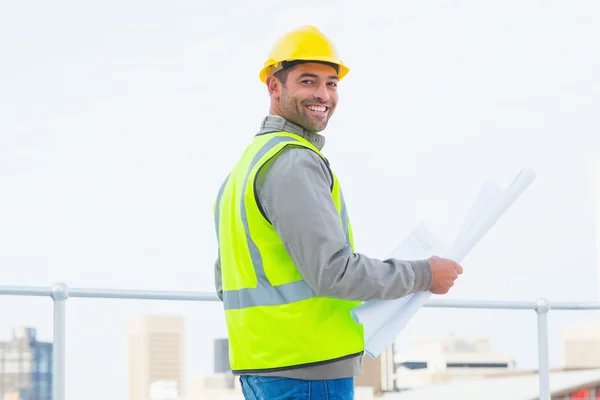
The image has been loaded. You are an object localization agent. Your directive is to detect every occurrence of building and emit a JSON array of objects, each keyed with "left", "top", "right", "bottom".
[
  {"left": 184, "top": 337, "right": 383, "bottom": 399},
  {"left": 384, "top": 368, "right": 600, "bottom": 400},
  {"left": 355, "top": 345, "right": 396, "bottom": 395},
  {"left": 355, "top": 352, "right": 383, "bottom": 394},
  {"left": 394, "top": 333, "right": 515, "bottom": 390},
  {"left": 0, "top": 327, "right": 52, "bottom": 400},
  {"left": 185, "top": 376, "right": 242, "bottom": 400},
  {"left": 128, "top": 315, "right": 185, "bottom": 400},
  {"left": 213, "top": 338, "right": 230, "bottom": 374},
  {"left": 562, "top": 322, "right": 600, "bottom": 369}
]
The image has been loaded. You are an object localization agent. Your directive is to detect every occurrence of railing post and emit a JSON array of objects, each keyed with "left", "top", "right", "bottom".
[
  {"left": 51, "top": 282, "right": 69, "bottom": 400},
  {"left": 536, "top": 297, "right": 550, "bottom": 400}
]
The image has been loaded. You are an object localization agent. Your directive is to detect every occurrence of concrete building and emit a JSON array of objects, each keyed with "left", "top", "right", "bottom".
[
  {"left": 562, "top": 322, "right": 600, "bottom": 369},
  {"left": 128, "top": 315, "right": 185, "bottom": 400},
  {"left": 213, "top": 338, "right": 230, "bottom": 374},
  {"left": 0, "top": 327, "right": 52, "bottom": 400},
  {"left": 355, "top": 345, "right": 396, "bottom": 395},
  {"left": 386, "top": 368, "right": 600, "bottom": 400},
  {"left": 185, "top": 339, "right": 386, "bottom": 399},
  {"left": 355, "top": 352, "right": 383, "bottom": 394},
  {"left": 186, "top": 373, "right": 240, "bottom": 400},
  {"left": 394, "top": 333, "right": 515, "bottom": 390}
]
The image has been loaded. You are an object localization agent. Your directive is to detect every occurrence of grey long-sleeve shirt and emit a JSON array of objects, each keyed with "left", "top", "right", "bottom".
[{"left": 214, "top": 116, "right": 433, "bottom": 380}]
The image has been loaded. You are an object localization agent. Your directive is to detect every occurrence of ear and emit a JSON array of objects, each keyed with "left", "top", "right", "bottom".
[{"left": 266, "top": 75, "right": 282, "bottom": 99}]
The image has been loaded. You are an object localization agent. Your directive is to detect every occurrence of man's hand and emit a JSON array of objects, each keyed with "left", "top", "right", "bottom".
[{"left": 427, "top": 256, "right": 463, "bottom": 295}]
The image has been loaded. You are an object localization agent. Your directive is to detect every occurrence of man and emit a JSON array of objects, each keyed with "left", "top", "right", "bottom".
[{"left": 213, "top": 25, "right": 463, "bottom": 400}]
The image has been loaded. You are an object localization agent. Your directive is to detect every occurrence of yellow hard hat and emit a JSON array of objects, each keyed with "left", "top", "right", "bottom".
[{"left": 259, "top": 25, "right": 350, "bottom": 83}]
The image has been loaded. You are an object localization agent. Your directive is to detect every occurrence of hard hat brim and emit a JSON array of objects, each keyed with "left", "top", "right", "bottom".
[{"left": 259, "top": 56, "right": 350, "bottom": 83}]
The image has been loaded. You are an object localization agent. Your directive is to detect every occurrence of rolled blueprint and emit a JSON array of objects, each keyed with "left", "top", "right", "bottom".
[
  {"left": 351, "top": 168, "right": 537, "bottom": 358},
  {"left": 351, "top": 223, "right": 445, "bottom": 342},
  {"left": 451, "top": 180, "right": 504, "bottom": 250},
  {"left": 445, "top": 168, "right": 536, "bottom": 261}
]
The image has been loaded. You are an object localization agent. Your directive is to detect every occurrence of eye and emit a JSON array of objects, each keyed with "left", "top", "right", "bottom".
[
  {"left": 301, "top": 79, "right": 314, "bottom": 84},
  {"left": 328, "top": 82, "right": 338, "bottom": 88}
]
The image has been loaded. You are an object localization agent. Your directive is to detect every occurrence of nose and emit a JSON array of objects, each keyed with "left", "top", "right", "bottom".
[{"left": 313, "top": 82, "right": 330, "bottom": 102}]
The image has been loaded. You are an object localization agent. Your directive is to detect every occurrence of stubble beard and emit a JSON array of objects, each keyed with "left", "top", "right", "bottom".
[{"left": 280, "top": 93, "right": 330, "bottom": 133}]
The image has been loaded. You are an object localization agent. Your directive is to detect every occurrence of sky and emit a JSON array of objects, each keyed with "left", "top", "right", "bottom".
[{"left": 1, "top": 0, "right": 600, "bottom": 398}]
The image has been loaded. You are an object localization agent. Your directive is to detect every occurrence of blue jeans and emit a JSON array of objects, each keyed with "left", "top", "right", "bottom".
[{"left": 239, "top": 376, "right": 354, "bottom": 400}]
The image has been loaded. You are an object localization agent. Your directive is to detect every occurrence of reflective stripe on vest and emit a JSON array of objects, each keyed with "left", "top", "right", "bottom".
[{"left": 215, "top": 134, "right": 351, "bottom": 310}]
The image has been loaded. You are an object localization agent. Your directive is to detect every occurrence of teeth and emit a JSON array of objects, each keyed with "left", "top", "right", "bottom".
[{"left": 307, "top": 105, "right": 327, "bottom": 112}]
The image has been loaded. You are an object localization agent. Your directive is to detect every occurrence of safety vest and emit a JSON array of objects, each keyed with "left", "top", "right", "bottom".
[{"left": 214, "top": 131, "right": 364, "bottom": 374}]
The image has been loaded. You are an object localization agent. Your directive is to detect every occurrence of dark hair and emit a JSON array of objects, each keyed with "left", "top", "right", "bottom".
[
  {"left": 273, "top": 68, "right": 290, "bottom": 85},
  {"left": 274, "top": 60, "right": 339, "bottom": 86}
]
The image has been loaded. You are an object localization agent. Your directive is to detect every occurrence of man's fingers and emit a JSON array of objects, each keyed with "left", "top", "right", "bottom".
[{"left": 456, "top": 264, "right": 464, "bottom": 274}]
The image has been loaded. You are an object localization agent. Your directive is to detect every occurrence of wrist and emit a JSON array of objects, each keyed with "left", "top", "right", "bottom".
[{"left": 409, "top": 259, "right": 433, "bottom": 293}]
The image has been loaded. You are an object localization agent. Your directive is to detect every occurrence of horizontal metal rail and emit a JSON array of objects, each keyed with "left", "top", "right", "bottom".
[
  {"left": 2, "top": 283, "right": 600, "bottom": 400},
  {"left": 424, "top": 298, "right": 600, "bottom": 310}
]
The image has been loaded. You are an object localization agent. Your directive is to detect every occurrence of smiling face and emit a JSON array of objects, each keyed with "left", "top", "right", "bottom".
[{"left": 267, "top": 62, "right": 339, "bottom": 133}]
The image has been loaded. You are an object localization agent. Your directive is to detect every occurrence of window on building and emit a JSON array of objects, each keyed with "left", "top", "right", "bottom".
[
  {"left": 396, "top": 362, "right": 428, "bottom": 370},
  {"left": 446, "top": 362, "right": 509, "bottom": 368}
]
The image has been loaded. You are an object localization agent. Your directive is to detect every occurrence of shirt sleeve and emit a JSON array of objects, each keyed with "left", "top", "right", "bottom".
[{"left": 255, "top": 146, "right": 432, "bottom": 302}]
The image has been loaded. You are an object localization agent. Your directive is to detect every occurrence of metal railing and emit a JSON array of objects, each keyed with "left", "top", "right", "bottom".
[{"left": 2, "top": 283, "right": 600, "bottom": 400}]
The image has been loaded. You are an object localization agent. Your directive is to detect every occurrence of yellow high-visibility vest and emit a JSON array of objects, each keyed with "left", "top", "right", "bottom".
[{"left": 214, "top": 131, "right": 364, "bottom": 373}]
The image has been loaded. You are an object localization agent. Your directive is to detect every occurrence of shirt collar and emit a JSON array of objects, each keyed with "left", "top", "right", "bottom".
[{"left": 258, "top": 115, "right": 326, "bottom": 151}]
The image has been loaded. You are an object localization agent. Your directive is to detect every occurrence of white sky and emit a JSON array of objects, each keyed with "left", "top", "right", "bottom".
[{"left": 1, "top": 0, "right": 600, "bottom": 399}]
